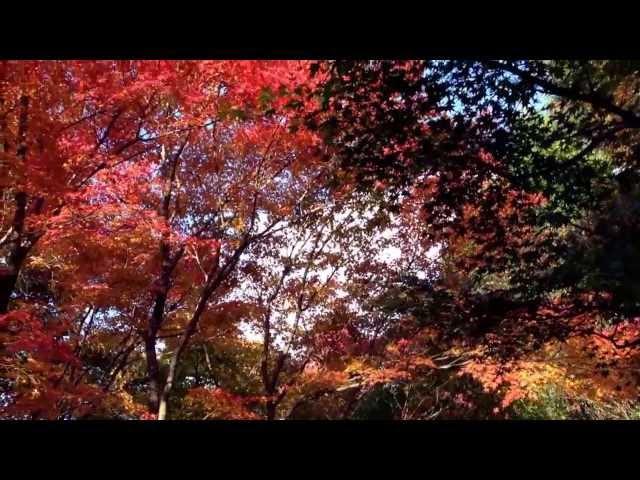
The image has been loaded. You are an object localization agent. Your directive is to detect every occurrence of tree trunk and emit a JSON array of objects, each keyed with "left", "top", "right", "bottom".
[
  {"left": 143, "top": 140, "right": 188, "bottom": 416},
  {"left": 157, "top": 386, "right": 170, "bottom": 420},
  {"left": 156, "top": 240, "right": 248, "bottom": 420},
  {"left": 144, "top": 332, "right": 162, "bottom": 412}
]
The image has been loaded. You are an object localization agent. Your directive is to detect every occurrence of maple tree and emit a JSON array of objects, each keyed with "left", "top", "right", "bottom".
[{"left": 1, "top": 60, "right": 330, "bottom": 419}]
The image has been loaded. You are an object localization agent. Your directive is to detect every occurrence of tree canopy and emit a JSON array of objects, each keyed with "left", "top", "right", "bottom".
[{"left": 2, "top": 60, "right": 640, "bottom": 420}]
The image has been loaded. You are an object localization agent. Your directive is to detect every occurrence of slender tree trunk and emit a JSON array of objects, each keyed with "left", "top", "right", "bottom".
[
  {"left": 143, "top": 140, "right": 187, "bottom": 415},
  {"left": 144, "top": 332, "right": 162, "bottom": 412},
  {"left": 261, "top": 313, "right": 287, "bottom": 420},
  {"left": 157, "top": 287, "right": 208, "bottom": 420},
  {"left": 261, "top": 312, "right": 272, "bottom": 419},
  {"left": 157, "top": 240, "right": 247, "bottom": 420},
  {"left": 144, "top": 243, "right": 176, "bottom": 411}
]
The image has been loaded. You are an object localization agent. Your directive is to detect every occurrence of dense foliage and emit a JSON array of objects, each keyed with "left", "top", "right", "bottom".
[{"left": 1, "top": 60, "right": 639, "bottom": 419}]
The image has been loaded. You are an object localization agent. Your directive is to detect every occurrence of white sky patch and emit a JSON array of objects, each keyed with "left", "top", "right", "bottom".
[
  {"left": 240, "top": 324, "right": 263, "bottom": 343},
  {"left": 217, "top": 198, "right": 446, "bottom": 347},
  {"left": 379, "top": 245, "right": 402, "bottom": 261}
]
